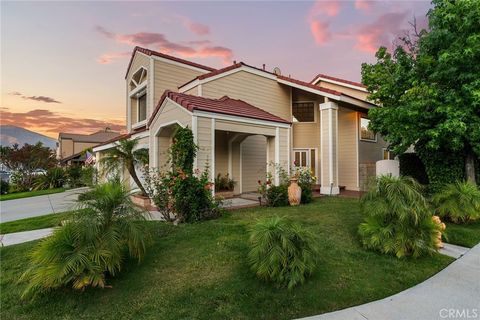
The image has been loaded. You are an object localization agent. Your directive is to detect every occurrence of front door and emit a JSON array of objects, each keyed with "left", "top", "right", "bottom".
[{"left": 293, "top": 148, "right": 318, "bottom": 180}]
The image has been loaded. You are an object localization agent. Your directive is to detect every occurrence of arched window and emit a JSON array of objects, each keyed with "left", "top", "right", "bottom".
[{"left": 129, "top": 67, "right": 147, "bottom": 90}]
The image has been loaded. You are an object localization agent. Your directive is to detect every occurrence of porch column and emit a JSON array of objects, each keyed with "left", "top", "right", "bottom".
[
  {"left": 320, "top": 100, "right": 339, "bottom": 195},
  {"left": 211, "top": 118, "right": 215, "bottom": 196}
]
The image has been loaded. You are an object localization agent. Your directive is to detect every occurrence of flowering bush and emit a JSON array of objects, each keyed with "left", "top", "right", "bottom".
[
  {"left": 258, "top": 163, "right": 290, "bottom": 207},
  {"left": 144, "top": 127, "right": 223, "bottom": 223}
]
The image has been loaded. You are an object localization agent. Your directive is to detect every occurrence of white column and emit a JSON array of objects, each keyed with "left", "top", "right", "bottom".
[
  {"left": 274, "top": 126, "right": 280, "bottom": 186},
  {"left": 320, "top": 101, "right": 339, "bottom": 195},
  {"left": 211, "top": 118, "right": 215, "bottom": 196}
]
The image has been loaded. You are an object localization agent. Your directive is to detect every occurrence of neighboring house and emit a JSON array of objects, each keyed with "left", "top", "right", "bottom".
[
  {"left": 94, "top": 46, "right": 389, "bottom": 194},
  {"left": 57, "top": 130, "right": 121, "bottom": 165}
]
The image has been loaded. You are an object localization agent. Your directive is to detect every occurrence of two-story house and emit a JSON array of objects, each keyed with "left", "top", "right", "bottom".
[{"left": 94, "top": 46, "right": 388, "bottom": 195}]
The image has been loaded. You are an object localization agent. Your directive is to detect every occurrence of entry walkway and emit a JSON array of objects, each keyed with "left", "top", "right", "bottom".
[{"left": 300, "top": 244, "right": 480, "bottom": 320}]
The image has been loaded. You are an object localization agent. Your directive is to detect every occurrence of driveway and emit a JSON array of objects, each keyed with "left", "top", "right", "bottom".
[{"left": 0, "top": 187, "right": 88, "bottom": 223}]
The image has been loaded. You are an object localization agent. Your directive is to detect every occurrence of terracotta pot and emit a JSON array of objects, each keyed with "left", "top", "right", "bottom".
[
  {"left": 288, "top": 178, "right": 302, "bottom": 206},
  {"left": 432, "top": 215, "right": 446, "bottom": 249},
  {"left": 130, "top": 194, "right": 152, "bottom": 210}
]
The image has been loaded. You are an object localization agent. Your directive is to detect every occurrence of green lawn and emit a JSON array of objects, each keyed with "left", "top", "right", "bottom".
[
  {"left": 0, "top": 188, "right": 65, "bottom": 201},
  {"left": 0, "top": 211, "right": 74, "bottom": 234},
  {"left": 444, "top": 220, "right": 480, "bottom": 248},
  {"left": 0, "top": 198, "right": 453, "bottom": 320}
]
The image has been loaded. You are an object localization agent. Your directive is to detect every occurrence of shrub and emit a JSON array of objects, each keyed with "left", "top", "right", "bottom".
[
  {"left": 398, "top": 153, "right": 429, "bottom": 185},
  {"left": 358, "top": 175, "right": 441, "bottom": 258},
  {"left": 81, "top": 165, "right": 97, "bottom": 187},
  {"left": 432, "top": 181, "right": 480, "bottom": 223},
  {"left": 214, "top": 173, "right": 235, "bottom": 192},
  {"left": 0, "top": 179, "right": 9, "bottom": 194},
  {"left": 10, "top": 171, "right": 35, "bottom": 192},
  {"left": 265, "top": 185, "right": 289, "bottom": 207},
  {"left": 248, "top": 216, "right": 318, "bottom": 289},
  {"left": 65, "top": 165, "right": 83, "bottom": 187},
  {"left": 416, "top": 144, "right": 464, "bottom": 194},
  {"left": 20, "top": 180, "right": 150, "bottom": 299},
  {"left": 171, "top": 170, "right": 223, "bottom": 222},
  {"left": 258, "top": 163, "right": 290, "bottom": 207},
  {"left": 294, "top": 166, "right": 316, "bottom": 204},
  {"left": 33, "top": 167, "right": 65, "bottom": 190}
]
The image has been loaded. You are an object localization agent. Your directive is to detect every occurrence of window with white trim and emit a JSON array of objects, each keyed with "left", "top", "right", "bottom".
[
  {"left": 137, "top": 92, "right": 147, "bottom": 122},
  {"left": 292, "top": 102, "right": 315, "bottom": 122},
  {"left": 360, "top": 117, "right": 376, "bottom": 141},
  {"left": 130, "top": 67, "right": 147, "bottom": 90}
]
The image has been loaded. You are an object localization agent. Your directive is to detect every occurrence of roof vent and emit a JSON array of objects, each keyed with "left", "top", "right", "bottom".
[
  {"left": 273, "top": 67, "right": 282, "bottom": 76},
  {"left": 262, "top": 64, "right": 266, "bottom": 70}
]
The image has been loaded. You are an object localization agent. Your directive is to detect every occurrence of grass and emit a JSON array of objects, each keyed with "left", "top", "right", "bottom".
[
  {"left": 444, "top": 220, "right": 480, "bottom": 248},
  {"left": 0, "top": 188, "right": 65, "bottom": 201},
  {"left": 0, "top": 198, "right": 453, "bottom": 320},
  {"left": 0, "top": 211, "right": 74, "bottom": 234}
]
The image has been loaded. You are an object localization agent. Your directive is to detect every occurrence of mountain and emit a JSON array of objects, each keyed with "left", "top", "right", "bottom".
[{"left": 0, "top": 125, "right": 57, "bottom": 149}]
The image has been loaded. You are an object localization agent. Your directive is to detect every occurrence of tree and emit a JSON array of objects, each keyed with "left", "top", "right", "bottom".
[
  {"left": 0, "top": 142, "right": 56, "bottom": 172},
  {"left": 100, "top": 138, "right": 149, "bottom": 196},
  {"left": 361, "top": 0, "right": 480, "bottom": 186}
]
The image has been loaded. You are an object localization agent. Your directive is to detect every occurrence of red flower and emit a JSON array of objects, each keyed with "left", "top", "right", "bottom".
[
  {"left": 266, "top": 180, "right": 271, "bottom": 185},
  {"left": 257, "top": 180, "right": 262, "bottom": 185}
]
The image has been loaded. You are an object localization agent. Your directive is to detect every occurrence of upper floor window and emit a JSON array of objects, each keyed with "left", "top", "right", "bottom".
[
  {"left": 137, "top": 91, "right": 147, "bottom": 122},
  {"left": 292, "top": 102, "right": 315, "bottom": 122},
  {"left": 130, "top": 67, "right": 147, "bottom": 90},
  {"left": 360, "top": 117, "right": 376, "bottom": 141}
]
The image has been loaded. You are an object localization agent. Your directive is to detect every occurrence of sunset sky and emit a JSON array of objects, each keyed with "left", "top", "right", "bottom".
[{"left": 1, "top": 0, "right": 431, "bottom": 138}]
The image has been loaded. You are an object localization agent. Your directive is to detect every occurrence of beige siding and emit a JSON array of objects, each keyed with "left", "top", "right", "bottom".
[
  {"left": 153, "top": 60, "right": 205, "bottom": 111},
  {"left": 215, "top": 120, "right": 276, "bottom": 136},
  {"left": 60, "top": 139, "right": 74, "bottom": 158},
  {"left": 148, "top": 99, "right": 192, "bottom": 169},
  {"left": 201, "top": 70, "right": 291, "bottom": 120},
  {"left": 183, "top": 86, "right": 199, "bottom": 96},
  {"left": 338, "top": 108, "right": 359, "bottom": 191},
  {"left": 196, "top": 117, "right": 213, "bottom": 174},
  {"left": 241, "top": 135, "right": 267, "bottom": 192},
  {"left": 318, "top": 81, "right": 368, "bottom": 101},
  {"left": 73, "top": 142, "right": 97, "bottom": 154},
  {"left": 214, "top": 131, "right": 229, "bottom": 177}
]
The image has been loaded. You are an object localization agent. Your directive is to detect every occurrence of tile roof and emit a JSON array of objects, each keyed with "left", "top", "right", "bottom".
[
  {"left": 125, "top": 46, "right": 216, "bottom": 79},
  {"left": 277, "top": 75, "right": 343, "bottom": 96},
  {"left": 93, "top": 126, "right": 147, "bottom": 149},
  {"left": 149, "top": 90, "right": 291, "bottom": 127},
  {"left": 59, "top": 131, "right": 122, "bottom": 143},
  {"left": 310, "top": 73, "right": 366, "bottom": 88}
]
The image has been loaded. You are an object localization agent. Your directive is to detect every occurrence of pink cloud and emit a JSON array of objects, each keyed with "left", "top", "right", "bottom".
[
  {"left": 307, "top": 1, "right": 340, "bottom": 46},
  {"left": 0, "top": 108, "right": 125, "bottom": 137},
  {"left": 95, "top": 26, "right": 234, "bottom": 65},
  {"left": 97, "top": 52, "right": 131, "bottom": 64},
  {"left": 309, "top": 0, "right": 341, "bottom": 18},
  {"left": 185, "top": 21, "right": 210, "bottom": 36},
  {"left": 355, "top": 11, "right": 409, "bottom": 52},
  {"left": 310, "top": 21, "right": 332, "bottom": 45},
  {"left": 355, "top": 0, "right": 374, "bottom": 12}
]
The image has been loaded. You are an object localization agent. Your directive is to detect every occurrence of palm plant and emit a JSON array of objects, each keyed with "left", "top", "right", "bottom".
[
  {"left": 432, "top": 181, "right": 480, "bottom": 223},
  {"left": 248, "top": 216, "right": 318, "bottom": 289},
  {"left": 358, "top": 175, "right": 441, "bottom": 258},
  {"left": 101, "top": 138, "right": 149, "bottom": 196},
  {"left": 20, "top": 180, "right": 150, "bottom": 299},
  {"left": 33, "top": 167, "right": 65, "bottom": 190}
]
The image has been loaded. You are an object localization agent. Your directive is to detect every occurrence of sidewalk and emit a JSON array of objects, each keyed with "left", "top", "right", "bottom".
[
  {"left": 300, "top": 244, "right": 480, "bottom": 320},
  {"left": 1, "top": 228, "right": 53, "bottom": 247}
]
